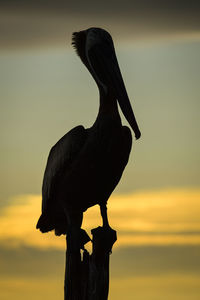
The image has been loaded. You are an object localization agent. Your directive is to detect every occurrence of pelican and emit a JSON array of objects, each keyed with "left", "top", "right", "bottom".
[{"left": 36, "top": 28, "right": 141, "bottom": 247}]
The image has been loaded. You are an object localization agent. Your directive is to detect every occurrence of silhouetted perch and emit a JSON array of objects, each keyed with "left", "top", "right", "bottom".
[
  {"left": 88, "top": 227, "right": 117, "bottom": 300},
  {"left": 64, "top": 229, "right": 90, "bottom": 300},
  {"left": 64, "top": 227, "right": 117, "bottom": 300}
]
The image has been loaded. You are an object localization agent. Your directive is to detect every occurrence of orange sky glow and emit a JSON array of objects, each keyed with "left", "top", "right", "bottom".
[{"left": 0, "top": 188, "right": 200, "bottom": 250}]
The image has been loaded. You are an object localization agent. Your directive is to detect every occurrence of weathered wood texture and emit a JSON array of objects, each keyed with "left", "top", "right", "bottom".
[{"left": 64, "top": 227, "right": 117, "bottom": 300}]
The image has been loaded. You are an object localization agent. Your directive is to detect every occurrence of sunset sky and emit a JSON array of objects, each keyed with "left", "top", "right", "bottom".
[{"left": 0, "top": 1, "right": 200, "bottom": 299}]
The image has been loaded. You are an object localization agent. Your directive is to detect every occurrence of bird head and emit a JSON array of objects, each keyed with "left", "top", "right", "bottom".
[{"left": 72, "top": 27, "right": 141, "bottom": 140}]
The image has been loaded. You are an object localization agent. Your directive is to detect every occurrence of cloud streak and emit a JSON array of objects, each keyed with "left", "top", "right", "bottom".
[
  {"left": 0, "top": 188, "right": 200, "bottom": 250},
  {"left": 1, "top": 0, "right": 200, "bottom": 49}
]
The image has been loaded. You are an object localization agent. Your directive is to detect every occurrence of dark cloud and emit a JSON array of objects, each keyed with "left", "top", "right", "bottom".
[
  {"left": 1, "top": 0, "right": 200, "bottom": 16},
  {"left": 0, "top": 244, "right": 65, "bottom": 278},
  {"left": 1, "top": 244, "right": 200, "bottom": 278},
  {"left": 112, "top": 245, "right": 200, "bottom": 278},
  {"left": 0, "top": 0, "right": 200, "bottom": 49}
]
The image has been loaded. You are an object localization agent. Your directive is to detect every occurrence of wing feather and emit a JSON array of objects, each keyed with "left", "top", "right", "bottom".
[{"left": 41, "top": 125, "right": 87, "bottom": 212}]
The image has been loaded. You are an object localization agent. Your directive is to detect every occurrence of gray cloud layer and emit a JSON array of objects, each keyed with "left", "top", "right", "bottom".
[
  {"left": 1, "top": 0, "right": 200, "bottom": 15},
  {"left": 1, "top": 244, "right": 200, "bottom": 278},
  {"left": 1, "top": 0, "right": 200, "bottom": 49}
]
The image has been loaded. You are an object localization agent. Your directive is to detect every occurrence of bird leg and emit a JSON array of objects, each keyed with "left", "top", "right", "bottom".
[
  {"left": 66, "top": 211, "right": 90, "bottom": 252},
  {"left": 91, "top": 204, "right": 117, "bottom": 254},
  {"left": 100, "top": 204, "right": 110, "bottom": 228}
]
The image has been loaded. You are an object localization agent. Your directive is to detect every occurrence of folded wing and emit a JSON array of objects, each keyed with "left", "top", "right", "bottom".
[{"left": 36, "top": 125, "right": 87, "bottom": 235}]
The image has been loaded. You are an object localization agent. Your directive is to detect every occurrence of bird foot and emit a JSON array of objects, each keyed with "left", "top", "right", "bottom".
[
  {"left": 80, "top": 228, "right": 91, "bottom": 249},
  {"left": 67, "top": 228, "right": 91, "bottom": 253},
  {"left": 91, "top": 226, "right": 117, "bottom": 255}
]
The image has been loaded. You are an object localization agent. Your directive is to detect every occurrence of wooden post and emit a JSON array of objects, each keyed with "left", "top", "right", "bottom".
[
  {"left": 64, "top": 230, "right": 82, "bottom": 300},
  {"left": 88, "top": 227, "right": 117, "bottom": 300},
  {"left": 64, "top": 227, "right": 117, "bottom": 300}
]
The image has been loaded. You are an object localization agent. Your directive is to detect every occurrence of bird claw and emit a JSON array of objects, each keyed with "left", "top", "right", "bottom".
[
  {"left": 67, "top": 227, "right": 91, "bottom": 252},
  {"left": 80, "top": 228, "right": 91, "bottom": 249}
]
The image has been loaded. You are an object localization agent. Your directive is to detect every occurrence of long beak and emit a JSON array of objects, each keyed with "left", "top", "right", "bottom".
[{"left": 88, "top": 44, "right": 141, "bottom": 140}]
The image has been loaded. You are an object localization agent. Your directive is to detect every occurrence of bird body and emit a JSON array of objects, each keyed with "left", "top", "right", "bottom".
[
  {"left": 37, "top": 28, "right": 140, "bottom": 238},
  {"left": 37, "top": 107, "right": 132, "bottom": 235}
]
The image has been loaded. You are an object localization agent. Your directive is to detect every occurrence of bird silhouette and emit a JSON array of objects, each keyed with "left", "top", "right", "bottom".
[{"left": 36, "top": 28, "right": 141, "bottom": 246}]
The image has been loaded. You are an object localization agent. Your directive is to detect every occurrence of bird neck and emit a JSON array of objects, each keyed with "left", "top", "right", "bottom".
[
  {"left": 92, "top": 88, "right": 122, "bottom": 129},
  {"left": 98, "top": 89, "right": 119, "bottom": 117}
]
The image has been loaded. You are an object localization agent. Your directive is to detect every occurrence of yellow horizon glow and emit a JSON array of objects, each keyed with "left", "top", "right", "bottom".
[
  {"left": 1, "top": 274, "right": 200, "bottom": 300},
  {"left": 0, "top": 188, "right": 200, "bottom": 250}
]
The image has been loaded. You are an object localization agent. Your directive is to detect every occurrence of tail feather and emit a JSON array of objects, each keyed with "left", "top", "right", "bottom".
[
  {"left": 36, "top": 212, "right": 90, "bottom": 248},
  {"left": 36, "top": 213, "right": 55, "bottom": 233},
  {"left": 36, "top": 212, "right": 68, "bottom": 235}
]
